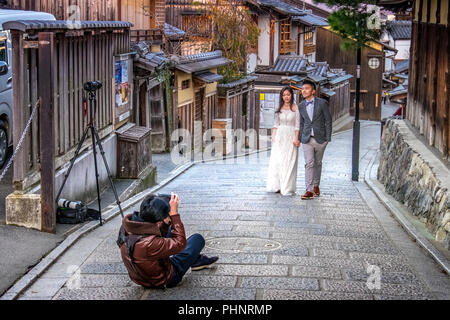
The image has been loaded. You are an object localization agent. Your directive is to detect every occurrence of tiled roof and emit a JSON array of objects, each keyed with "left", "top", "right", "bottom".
[
  {"left": 292, "top": 13, "right": 328, "bottom": 26},
  {"left": 309, "top": 62, "right": 328, "bottom": 77},
  {"left": 178, "top": 50, "right": 224, "bottom": 64},
  {"left": 386, "top": 20, "right": 411, "bottom": 40},
  {"left": 320, "top": 87, "right": 336, "bottom": 97},
  {"left": 328, "top": 74, "right": 353, "bottom": 85},
  {"left": 175, "top": 51, "right": 233, "bottom": 73},
  {"left": 251, "top": 0, "right": 305, "bottom": 15},
  {"left": 2, "top": 20, "right": 132, "bottom": 32},
  {"left": 132, "top": 41, "right": 169, "bottom": 71},
  {"left": 269, "top": 55, "right": 310, "bottom": 74},
  {"left": 193, "top": 71, "right": 223, "bottom": 83},
  {"left": 299, "top": 0, "right": 336, "bottom": 13},
  {"left": 143, "top": 52, "right": 169, "bottom": 68},
  {"left": 165, "top": 23, "right": 186, "bottom": 39},
  {"left": 394, "top": 59, "right": 409, "bottom": 73},
  {"left": 217, "top": 75, "right": 258, "bottom": 88},
  {"left": 388, "top": 84, "right": 408, "bottom": 97}
]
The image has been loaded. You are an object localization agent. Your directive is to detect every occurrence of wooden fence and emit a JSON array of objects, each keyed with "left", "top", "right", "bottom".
[{"left": 7, "top": 21, "right": 131, "bottom": 191}]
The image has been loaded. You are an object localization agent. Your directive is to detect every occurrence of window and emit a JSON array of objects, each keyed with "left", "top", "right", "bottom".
[
  {"left": 279, "top": 18, "right": 295, "bottom": 54},
  {"left": 181, "top": 79, "right": 190, "bottom": 90},
  {"left": 303, "top": 26, "right": 314, "bottom": 45},
  {"left": 303, "top": 26, "right": 316, "bottom": 56}
]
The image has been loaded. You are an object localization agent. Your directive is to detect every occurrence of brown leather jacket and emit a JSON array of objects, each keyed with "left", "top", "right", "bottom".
[{"left": 119, "top": 213, "right": 186, "bottom": 288}]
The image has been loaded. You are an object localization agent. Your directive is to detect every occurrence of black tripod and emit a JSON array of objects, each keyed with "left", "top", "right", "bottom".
[{"left": 56, "top": 81, "right": 124, "bottom": 225}]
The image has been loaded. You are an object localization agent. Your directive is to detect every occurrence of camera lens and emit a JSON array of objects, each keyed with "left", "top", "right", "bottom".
[{"left": 84, "top": 80, "right": 103, "bottom": 92}]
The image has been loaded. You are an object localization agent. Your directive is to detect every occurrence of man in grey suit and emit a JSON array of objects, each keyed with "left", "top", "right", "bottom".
[{"left": 294, "top": 80, "right": 332, "bottom": 200}]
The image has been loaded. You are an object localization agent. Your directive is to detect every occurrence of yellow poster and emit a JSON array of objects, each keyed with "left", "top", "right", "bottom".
[{"left": 260, "top": 93, "right": 265, "bottom": 101}]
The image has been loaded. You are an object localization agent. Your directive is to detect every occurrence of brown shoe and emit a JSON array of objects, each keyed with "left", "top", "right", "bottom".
[
  {"left": 313, "top": 186, "right": 320, "bottom": 197},
  {"left": 301, "top": 191, "right": 314, "bottom": 200}
]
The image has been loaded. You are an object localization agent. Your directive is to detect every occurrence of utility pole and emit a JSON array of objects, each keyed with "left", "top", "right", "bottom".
[{"left": 352, "top": 21, "right": 361, "bottom": 182}]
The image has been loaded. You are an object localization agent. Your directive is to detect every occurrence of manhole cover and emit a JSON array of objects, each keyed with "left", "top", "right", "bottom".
[{"left": 205, "top": 237, "right": 282, "bottom": 253}]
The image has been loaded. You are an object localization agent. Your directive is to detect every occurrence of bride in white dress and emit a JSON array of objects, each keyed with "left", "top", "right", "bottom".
[{"left": 266, "top": 87, "right": 300, "bottom": 196}]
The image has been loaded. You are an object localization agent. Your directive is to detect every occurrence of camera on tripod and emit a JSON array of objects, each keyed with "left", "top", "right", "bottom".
[
  {"left": 84, "top": 80, "right": 102, "bottom": 92},
  {"left": 56, "top": 78, "right": 124, "bottom": 226}
]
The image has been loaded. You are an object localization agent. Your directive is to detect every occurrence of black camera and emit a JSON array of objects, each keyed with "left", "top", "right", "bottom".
[
  {"left": 83, "top": 80, "right": 103, "bottom": 92},
  {"left": 155, "top": 193, "right": 171, "bottom": 205}
]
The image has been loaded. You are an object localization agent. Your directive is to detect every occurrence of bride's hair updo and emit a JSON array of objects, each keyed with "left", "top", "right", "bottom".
[{"left": 276, "top": 86, "right": 295, "bottom": 113}]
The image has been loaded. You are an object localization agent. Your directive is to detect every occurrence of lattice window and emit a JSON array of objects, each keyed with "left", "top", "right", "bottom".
[
  {"left": 279, "top": 18, "right": 296, "bottom": 54},
  {"left": 304, "top": 26, "right": 314, "bottom": 45},
  {"left": 181, "top": 79, "right": 190, "bottom": 90}
]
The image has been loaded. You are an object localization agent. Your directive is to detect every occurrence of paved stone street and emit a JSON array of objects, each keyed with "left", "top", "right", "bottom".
[{"left": 17, "top": 121, "right": 450, "bottom": 300}]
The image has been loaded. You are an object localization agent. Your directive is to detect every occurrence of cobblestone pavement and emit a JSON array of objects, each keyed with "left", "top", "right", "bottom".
[{"left": 17, "top": 122, "right": 450, "bottom": 300}]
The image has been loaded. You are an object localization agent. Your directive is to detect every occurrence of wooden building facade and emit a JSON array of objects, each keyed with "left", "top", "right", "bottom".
[
  {"left": 244, "top": 0, "right": 329, "bottom": 73},
  {"left": 172, "top": 51, "right": 232, "bottom": 150},
  {"left": 406, "top": 0, "right": 449, "bottom": 158},
  {"left": 256, "top": 55, "right": 353, "bottom": 130},
  {"left": 316, "top": 27, "right": 386, "bottom": 121}
]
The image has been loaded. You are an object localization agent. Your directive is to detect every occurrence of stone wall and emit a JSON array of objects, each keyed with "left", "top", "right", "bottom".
[{"left": 378, "top": 119, "right": 450, "bottom": 250}]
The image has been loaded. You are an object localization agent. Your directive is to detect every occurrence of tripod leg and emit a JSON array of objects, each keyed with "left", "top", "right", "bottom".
[
  {"left": 90, "top": 126, "right": 103, "bottom": 226},
  {"left": 92, "top": 127, "right": 124, "bottom": 218},
  {"left": 56, "top": 125, "right": 91, "bottom": 203}
]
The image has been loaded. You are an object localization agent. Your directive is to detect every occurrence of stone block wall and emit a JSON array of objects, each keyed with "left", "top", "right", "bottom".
[{"left": 378, "top": 119, "right": 450, "bottom": 250}]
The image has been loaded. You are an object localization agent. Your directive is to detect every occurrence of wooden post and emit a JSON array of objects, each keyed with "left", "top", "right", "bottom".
[
  {"left": 11, "top": 31, "right": 25, "bottom": 191},
  {"left": 38, "top": 32, "right": 56, "bottom": 234},
  {"left": 269, "top": 15, "right": 275, "bottom": 67}
]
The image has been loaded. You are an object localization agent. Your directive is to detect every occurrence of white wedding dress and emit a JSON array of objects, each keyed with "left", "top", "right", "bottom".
[{"left": 266, "top": 108, "right": 300, "bottom": 195}]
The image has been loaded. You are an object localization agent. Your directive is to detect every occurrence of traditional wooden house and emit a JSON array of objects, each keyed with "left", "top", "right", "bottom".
[
  {"left": 244, "top": 0, "right": 329, "bottom": 72},
  {"left": 255, "top": 55, "right": 352, "bottom": 130},
  {"left": 172, "top": 50, "right": 232, "bottom": 149},
  {"left": 381, "top": 20, "right": 412, "bottom": 72},
  {"left": 242, "top": 0, "right": 351, "bottom": 130}
]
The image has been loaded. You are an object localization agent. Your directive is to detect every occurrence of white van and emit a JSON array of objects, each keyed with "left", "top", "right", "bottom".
[{"left": 0, "top": 9, "right": 56, "bottom": 168}]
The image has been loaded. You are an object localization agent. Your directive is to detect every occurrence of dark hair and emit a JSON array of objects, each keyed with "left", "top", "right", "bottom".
[
  {"left": 276, "top": 86, "right": 295, "bottom": 113},
  {"left": 302, "top": 79, "right": 316, "bottom": 91},
  {"left": 139, "top": 194, "right": 170, "bottom": 223}
]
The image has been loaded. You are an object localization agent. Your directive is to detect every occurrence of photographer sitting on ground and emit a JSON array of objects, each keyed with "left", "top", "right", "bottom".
[{"left": 118, "top": 192, "right": 219, "bottom": 288}]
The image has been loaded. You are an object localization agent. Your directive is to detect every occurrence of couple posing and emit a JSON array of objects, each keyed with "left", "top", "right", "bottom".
[{"left": 266, "top": 80, "right": 332, "bottom": 199}]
